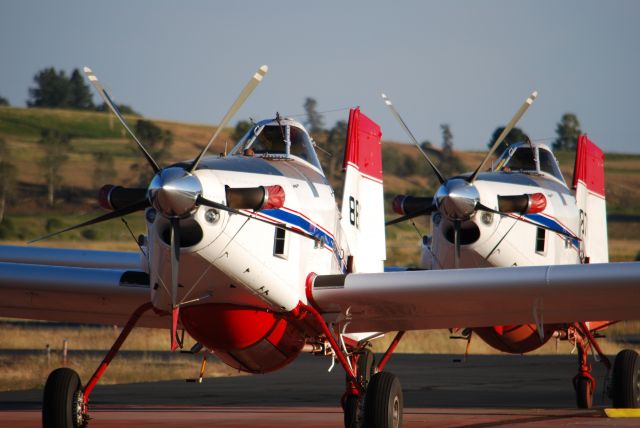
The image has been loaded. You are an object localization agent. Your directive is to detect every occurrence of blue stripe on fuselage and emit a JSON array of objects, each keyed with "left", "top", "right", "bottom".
[
  {"left": 259, "top": 209, "right": 346, "bottom": 271},
  {"left": 523, "top": 213, "right": 580, "bottom": 249}
]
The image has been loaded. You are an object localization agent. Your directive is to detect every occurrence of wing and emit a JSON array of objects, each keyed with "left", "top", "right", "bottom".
[
  {"left": 310, "top": 262, "right": 640, "bottom": 333},
  {"left": 0, "top": 245, "right": 163, "bottom": 327}
]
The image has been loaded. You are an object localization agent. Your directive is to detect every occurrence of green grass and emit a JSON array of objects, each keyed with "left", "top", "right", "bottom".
[
  {"left": 0, "top": 106, "right": 137, "bottom": 140},
  {"left": 2, "top": 213, "right": 147, "bottom": 243}
]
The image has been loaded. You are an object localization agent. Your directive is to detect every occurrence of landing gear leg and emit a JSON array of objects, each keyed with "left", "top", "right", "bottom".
[
  {"left": 343, "top": 349, "right": 375, "bottom": 428},
  {"left": 301, "top": 302, "right": 405, "bottom": 428},
  {"left": 42, "top": 302, "right": 153, "bottom": 427},
  {"left": 573, "top": 333, "right": 595, "bottom": 409},
  {"left": 571, "top": 322, "right": 612, "bottom": 409}
]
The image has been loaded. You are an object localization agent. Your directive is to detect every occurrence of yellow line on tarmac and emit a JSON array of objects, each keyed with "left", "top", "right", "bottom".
[{"left": 604, "top": 408, "right": 640, "bottom": 418}]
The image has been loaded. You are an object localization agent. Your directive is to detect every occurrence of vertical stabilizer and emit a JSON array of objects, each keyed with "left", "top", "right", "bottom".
[
  {"left": 572, "top": 134, "right": 608, "bottom": 263},
  {"left": 340, "top": 108, "right": 385, "bottom": 273}
]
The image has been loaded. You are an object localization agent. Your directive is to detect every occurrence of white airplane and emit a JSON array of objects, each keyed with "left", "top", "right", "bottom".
[
  {"left": 0, "top": 66, "right": 638, "bottom": 428},
  {"left": 381, "top": 91, "right": 639, "bottom": 412}
]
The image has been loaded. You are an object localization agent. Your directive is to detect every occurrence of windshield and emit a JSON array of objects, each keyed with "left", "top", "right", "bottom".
[
  {"left": 498, "top": 147, "right": 537, "bottom": 172},
  {"left": 229, "top": 122, "right": 322, "bottom": 170},
  {"left": 538, "top": 148, "right": 565, "bottom": 182},
  {"left": 252, "top": 126, "right": 287, "bottom": 154}
]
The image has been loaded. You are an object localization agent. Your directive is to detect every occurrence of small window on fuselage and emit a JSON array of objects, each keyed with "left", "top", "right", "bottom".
[
  {"left": 535, "top": 227, "right": 546, "bottom": 254},
  {"left": 273, "top": 226, "right": 287, "bottom": 258}
]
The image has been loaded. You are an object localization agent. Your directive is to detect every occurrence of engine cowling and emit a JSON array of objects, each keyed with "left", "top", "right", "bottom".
[{"left": 180, "top": 303, "right": 305, "bottom": 374}]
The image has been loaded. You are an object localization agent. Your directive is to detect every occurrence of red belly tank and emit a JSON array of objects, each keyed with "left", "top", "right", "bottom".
[{"left": 180, "top": 303, "right": 305, "bottom": 374}]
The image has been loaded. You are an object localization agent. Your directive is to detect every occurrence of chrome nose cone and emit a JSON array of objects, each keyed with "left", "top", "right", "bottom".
[
  {"left": 148, "top": 167, "right": 202, "bottom": 218},
  {"left": 435, "top": 178, "right": 480, "bottom": 221}
]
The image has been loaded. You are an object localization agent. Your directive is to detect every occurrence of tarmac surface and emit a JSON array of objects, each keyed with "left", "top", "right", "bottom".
[{"left": 1, "top": 353, "right": 639, "bottom": 427}]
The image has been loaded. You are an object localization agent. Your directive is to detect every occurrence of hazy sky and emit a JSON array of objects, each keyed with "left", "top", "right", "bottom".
[{"left": 1, "top": 1, "right": 639, "bottom": 153}]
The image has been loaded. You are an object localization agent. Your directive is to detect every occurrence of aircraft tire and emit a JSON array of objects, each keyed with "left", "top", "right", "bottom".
[
  {"left": 364, "top": 371, "right": 403, "bottom": 428},
  {"left": 612, "top": 349, "right": 640, "bottom": 408},
  {"left": 575, "top": 376, "right": 593, "bottom": 409},
  {"left": 344, "top": 395, "right": 362, "bottom": 428},
  {"left": 42, "top": 367, "right": 86, "bottom": 428}
]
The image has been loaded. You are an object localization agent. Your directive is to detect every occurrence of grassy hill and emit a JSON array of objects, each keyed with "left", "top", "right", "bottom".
[{"left": 0, "top": 106, "right": 638, "bottom": 263}]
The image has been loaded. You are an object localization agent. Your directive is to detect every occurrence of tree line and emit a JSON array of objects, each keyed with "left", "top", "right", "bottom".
[{"left": 24, "top": 67, "right": 138, "bottom": 114}]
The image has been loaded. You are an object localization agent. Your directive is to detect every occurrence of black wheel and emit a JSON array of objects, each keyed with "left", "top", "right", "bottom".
[
  {"left": 344, "top": 394, "right": 362, "bottom": 428},
  {"left": 575, "top": 376, "right": 593, "bottom": 409},
  {"left": 42, "top": 367, "right": 86, "bottom": 428},
  {"left": 364, "top": 372, "right": 403, "bottom": 428},
  {"left": 612, "top": 349, "right": 640, "bottom": 408}
]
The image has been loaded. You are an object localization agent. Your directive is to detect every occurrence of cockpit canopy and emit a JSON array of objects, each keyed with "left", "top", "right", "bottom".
[
  {"left": 229, "top": 118, "right": 322, "bottom": 170},
  {"left": 494, "top": 142, "right": 565, "bottom": 183}
]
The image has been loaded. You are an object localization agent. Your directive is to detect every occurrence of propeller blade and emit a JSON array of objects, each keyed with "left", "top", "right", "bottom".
[
  {"left": 468, "top": 90, "right": 538, "bottom": 182},
  {"left": 29, "top": 199, "right": 150, "bottom": 244},
  {"left": 196, "top": 195, "right": 319, "bottom": 243},
  {"left": 386, "top": 206, "right": 436, "bottom": 226},
  {"left": 381, "top": 93, "right": 446, "bottom": 185},
  {"left": 476, "top": 202, "right": 580, "bottom": 241},
  {"left": 189, "top": 65, "right": 269, "bottom": 172},
  {"left": 83, "top": 67, "right": 160, "bottom": 173},
  {"left": 453, "top": 220, "right": 461, "bottom": 269},
  {"left": 170, "top": 217, "right": 180, "bottom": 308},
  {"left": 167, "top": 217, "right": 182, "bottom": 351}
]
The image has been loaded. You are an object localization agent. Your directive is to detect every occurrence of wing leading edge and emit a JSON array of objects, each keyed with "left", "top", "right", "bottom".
[
  {"left": 0, "top": 246, "right": 161, "bottom": 328},
  {"left": 310, "top": 262, "right": 640, "bottom": 333}
]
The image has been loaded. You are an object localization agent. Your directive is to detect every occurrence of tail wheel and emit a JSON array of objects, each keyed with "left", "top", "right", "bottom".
[
  {"left": 364, "top": 371, "right": 403, "bottom": 428},
  {"left": 42, "top": 368, "right": 86, "bottom": 428},
  {"left": 575, "top": 376, "right": 594, "bottom": 409},
  {"left": 612, "top": 349, "right": 640, "bottom": 408}
]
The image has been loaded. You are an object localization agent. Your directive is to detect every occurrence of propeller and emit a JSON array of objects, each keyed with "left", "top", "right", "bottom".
[
  {"left": 381, "top": 93, "right": 446, "bottom": 185},
  {"left": 31, "top": 65, "right": 271, "bottom": 349},
  {"left": 83, "top": 67, "right": 160, "bottom": 173},
  {"left": 468, "top": 90, "right": 538, "bottom": 182},
  {"left": 189, "top": 65, "right": 268, "bottom": 172}
]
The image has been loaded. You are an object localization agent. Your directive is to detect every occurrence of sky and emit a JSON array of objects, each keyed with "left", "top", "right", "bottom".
[{"left": 1, "top": 1, "right": 639, "bottom": 153}]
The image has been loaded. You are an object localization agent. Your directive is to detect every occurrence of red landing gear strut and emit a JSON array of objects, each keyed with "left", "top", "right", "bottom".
[
  {"left": 300, "top": 302, "right": 405, "bottom": 428},
  {"left": 571, "top": 322, "right": 611, "bottom": 409},
  {"left": 42, "top": 302, "right": 154, "bottom": 428}
]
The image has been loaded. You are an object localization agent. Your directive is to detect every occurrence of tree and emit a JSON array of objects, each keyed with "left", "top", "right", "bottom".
[
  {"left": 553, "top": 113, "right": 581, "bottom": 151},
  {"left": 27, "top": 67, "right": 70, "bottom": 108},
  {"left": 323, "top": 120, "right": 348, "bottom": 179},
  {"left": 303, "top": 97, "right": 324, "bottom": 135},
  {"left": 68, "top": 68, "right": 95, "bottom": 110},
  {"left": 131, "top": 120, "right": 173, "bottom": 185},
  {"left": 0, "top": 95, "right": 9, "bottom": 107},
  {"left": 92, "top": 152, "right": 116, "bottom": 190},
  {"left": 0, "top": 139, "right": 16, "bottom": 223},
  {"left": 438, "top": 124, "right": 464, "bottom": 177},
  {"left": 487, "top": 126, "right": 529, "bottom": 154},
  {"left": 232, "top": 120, "right": 252, "bottom": 144},
  {"left": 38, "top": 129, "right": 71, "bottom": 206}
]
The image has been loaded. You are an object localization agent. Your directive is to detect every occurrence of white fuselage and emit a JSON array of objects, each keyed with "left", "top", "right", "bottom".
[{"left": 146, "top": 155, "right": 344, "bottom": 314}]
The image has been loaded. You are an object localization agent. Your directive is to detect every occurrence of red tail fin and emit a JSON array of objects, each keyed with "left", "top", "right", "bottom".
[{"left": 573, "top": 134, "right": 605, "bottom": 197}]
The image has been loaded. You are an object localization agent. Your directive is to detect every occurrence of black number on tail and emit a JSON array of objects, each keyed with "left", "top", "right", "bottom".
[{"left": 349, "top": 196, "right": 360, "bottom": 229}]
